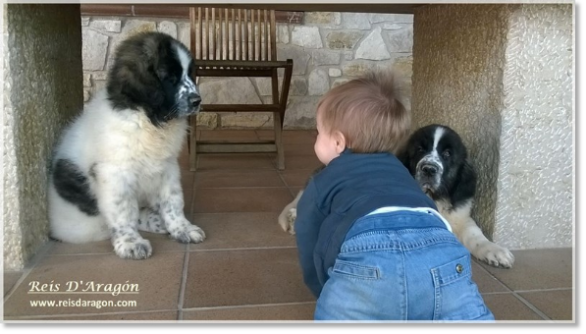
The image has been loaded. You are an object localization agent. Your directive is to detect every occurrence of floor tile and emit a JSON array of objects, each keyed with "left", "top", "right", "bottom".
[
  {"left": 196, "top": 153, "right": 275, "bottom": 170},
  {"left": 3, "top": 252, "right": 185, "bottom": 317},
  {"left": 182, "top": 303, "right": 315, "bottom": 321},
  {"left": 199, "top": 130, "right": 260, "bottom": 142},
  {"left": 195, "top": 170, "right": 286, "bottom": 188},
  {"left": 478, "top": 248, "right": 572, "bottom": 291},
  {"left": 257, "top": 130, "right": 317, "bottom": 144},
  {"left": 518, "top": 289, "right": 573, "bottom": 321},
  {"left": 4, "top": 272, "right": 23, "bottom": 297},
  {"left": 189, "top": 212, "right": 296, "bottom": 250},
  {"left": 471, "top": 262, "right": 509, "bottom": 294},
  {"left": 279, "top": 169, "right": 317, "bottom": 188},
  {"left": 5, "top": 310, "right": 179, "bottom": 321},
  {"left": 183, "top": 248, "right": 315, "bottom": 308},
  {"left": 482, "top": 293, "right": 544, "bottom": 321},
  {"left": 193, "top": 187, "right": 294, "bottom": 213},
  {"left": 283, "top": 143, "right": 317, "bottom": 156},
  {"left": 50, "top": 233, "right": 187, "bottom": 256},
  {"left": 276, "top": 154, "right": 322, "bottom": 171}
]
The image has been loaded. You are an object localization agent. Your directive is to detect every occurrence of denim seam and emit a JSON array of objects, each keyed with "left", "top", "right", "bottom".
[
  {"left": 330, "top": 268, "right": 380, "bottom": 280},
  {"left": 342, "top": 236, "right": 459, "bottom": 254},
  {"left": 438, "top": 272, "right": 471, "bottom": 287},
  {"left": 431, "top": 267, "right": 442, "bottom": 320}
]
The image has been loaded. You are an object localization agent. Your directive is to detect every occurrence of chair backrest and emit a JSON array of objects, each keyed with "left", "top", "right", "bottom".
[{"left": 189, "top": 7, "right": 277, "bottom": 62}]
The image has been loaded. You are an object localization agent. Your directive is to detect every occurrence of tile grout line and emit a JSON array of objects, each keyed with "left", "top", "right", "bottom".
[
  {"left": 189, "top": 246, "right": 297, "bottom": 252},
  {"left": 275, "top": 171, "right": 298, "bottom": 198},
  {"left": 474, "top": 262, "right": 554, "bottom": 321},
  {"left": 189, "top": 168, "right": 198, "bottom": 219},
  {"left": 176, "top": 246, "right": 191, "bottom": 321},
  {"left": 4, "top": 240, "right": 56, "bottom": 304},
  {"left": 48, "top": 250, "right": 186, "bottom": 257},
  {"left": 181, "top": 301, "right": 316, "bottom": 312},
  {"left": 195, "top": 186, "right": 293, "bottom": 190},
  {"left": 481, "top": 287, "right": 573, "bottom": 296},
  {"left": 4, "top": 308, "right": 180, "bottom": 320},
  {"left": 512, "top": 287, "right": 573, "bottom": 293}
]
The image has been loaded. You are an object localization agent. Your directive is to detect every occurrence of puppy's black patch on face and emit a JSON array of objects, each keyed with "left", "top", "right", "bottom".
[
  {"left": 53, "top": 159, "right": 99, "bottom": 216},
  {"left": 106, "top": 32, "right": 201, "bottom": 127},
  {"left": 398, "top": 124, "right": 477, "bottom": 207}
]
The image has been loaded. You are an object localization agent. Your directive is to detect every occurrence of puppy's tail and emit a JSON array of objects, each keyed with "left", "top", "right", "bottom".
[{"left": 278, "top": 190, "right": 304, "bottom": 234}]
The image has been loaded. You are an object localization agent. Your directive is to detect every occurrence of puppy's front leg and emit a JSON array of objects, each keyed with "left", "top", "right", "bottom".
[
  {"left": 158, "top": 165, "right": 205, "bottom": 244},
  {"left": 278, "top": 190, "right": 304, "bottom": 234},
  {"left": 458, "top": 219, "right": 515, "bottom": 269},
  {"left": 98, "top": 171, "right": 152, "bottom": 260}
]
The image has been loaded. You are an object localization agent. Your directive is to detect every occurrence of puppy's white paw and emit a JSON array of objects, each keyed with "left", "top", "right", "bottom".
[
  {"left": 170, "top": 224, "right": 206, "bottom": 244},
  {"left": 278, "top": 207, "right": 297, "bottom": 234},
  {"left": 285, "top": 208, "right": 297, "bottom": 235},
  {"left": 113, "top": 237, "right": 152, "bottom": 260},
  {"left": 475, "top": 242, "right": 515, "bottom": 269}
]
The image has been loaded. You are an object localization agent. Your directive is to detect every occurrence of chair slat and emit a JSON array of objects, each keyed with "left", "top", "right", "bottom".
[
  {"left": 244, "top": 9, "right": 248, "bottom": 61},
  {"left": 214, "top": 9, "right": 224, "bottom": 59},
  {"left": 189, "top": 8, "right": 196, "bottom": 57},
  {"left": 231, "top": 9, "right": 236, "bottom": 60},
  {"left": 204, "top": 8, "right": 209, "bottom": 60},
  {"left": 198, "top": 7, "right": 202, "bottom": 59},
  {"left": 270, "top": 10, "right": 277, "bottom": 61}
]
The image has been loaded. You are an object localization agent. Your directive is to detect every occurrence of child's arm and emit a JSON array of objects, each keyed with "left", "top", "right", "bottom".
[{"left": 294, "top": 180, "right": 326, "bottom": 298}]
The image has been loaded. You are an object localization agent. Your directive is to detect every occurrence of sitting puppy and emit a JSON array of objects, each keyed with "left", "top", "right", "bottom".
[
  {"left": 278, "top": 124, "right": 514, "bottom": 268},
  {"left": 48, "top": 32, "right": 205, "bottom": 259}
]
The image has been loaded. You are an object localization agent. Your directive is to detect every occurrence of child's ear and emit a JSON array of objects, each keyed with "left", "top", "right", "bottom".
[{"left": 333, "top": 131, "right": 346, "bottom": 154}]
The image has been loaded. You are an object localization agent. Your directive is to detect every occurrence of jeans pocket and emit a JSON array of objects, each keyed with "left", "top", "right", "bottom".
[
  {"left": 431, "top": 254, "right": 491, "bottom": 321},
  {"left": 331, "top": 259, "right": 380, "bottom": 280}
]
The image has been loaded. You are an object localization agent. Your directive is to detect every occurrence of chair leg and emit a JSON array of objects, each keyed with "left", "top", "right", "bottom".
[
  {"left": 274, "top": 111, "right": 285, "bottom": 170},
  {"left": 189, "top": 115, "right": 198, "bottom": 172}
]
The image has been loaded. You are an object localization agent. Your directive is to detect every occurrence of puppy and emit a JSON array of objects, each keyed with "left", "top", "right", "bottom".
[
  {"left": 399, "top": 124, "right": 514, "bottom": 268},
  {"left": 278, "top": 125, "right": 514, "bottom": 268},
  {"left": 48, "top": 32, "right": 205, "bottom": 259}
]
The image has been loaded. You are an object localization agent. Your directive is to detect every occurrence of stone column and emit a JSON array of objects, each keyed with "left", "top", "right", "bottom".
[
  {"left": 411, "top": 4, "right": 573, "bottom": 249},
  {"left": 3, "top": 4, "right": 84, "bottom": 270}
]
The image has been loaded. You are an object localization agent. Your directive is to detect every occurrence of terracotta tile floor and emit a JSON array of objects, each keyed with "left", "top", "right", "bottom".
[{"left": 2, "top": 130, "right": 574, "bottom": 322}]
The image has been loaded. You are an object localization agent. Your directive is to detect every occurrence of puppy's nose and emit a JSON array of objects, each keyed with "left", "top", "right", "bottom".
[
  {"left": 189, "top": 94, "right": 201, "bottom": 108},
  {"left": 421, "top": 164, "right": 438, "bottom": 176}
]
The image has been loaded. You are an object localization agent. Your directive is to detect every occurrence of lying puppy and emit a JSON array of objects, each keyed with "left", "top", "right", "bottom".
[
  {"left": 48, "top": 32, "right": 205, "bottom": 259},
  {"left": 278, "top": 124, "right": 514, "bottom": 268}
]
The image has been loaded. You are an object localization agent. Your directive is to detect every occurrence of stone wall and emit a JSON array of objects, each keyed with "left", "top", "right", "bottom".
[
  {"left": 3, "top": 4, "right": 84, "bottom": 270},
  {"left": 80, "top": 12, "right": 414, "bottom": 129},
  {"left": 412, "top": 4, "right": 573, "bottom": 249}
]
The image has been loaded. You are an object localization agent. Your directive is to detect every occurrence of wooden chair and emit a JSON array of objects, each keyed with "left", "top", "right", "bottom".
[{"left": 188, "top": 7, "right": 293, "bottom": 171}]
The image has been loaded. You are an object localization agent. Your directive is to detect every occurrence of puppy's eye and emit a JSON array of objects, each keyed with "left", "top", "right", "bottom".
[
  {"left": 442, "top": 150, "right": 451, "bottom": 158},
  {"left": 417, "top": 146, "right": 425, "bottom": 154},
  {"left": 167, "top": 76, "right": 178, "bottom": 85}
]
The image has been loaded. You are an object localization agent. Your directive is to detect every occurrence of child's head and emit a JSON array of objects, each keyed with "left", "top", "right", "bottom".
[{"left": 313, "top": 70, "right": 411, "bottom": 165}]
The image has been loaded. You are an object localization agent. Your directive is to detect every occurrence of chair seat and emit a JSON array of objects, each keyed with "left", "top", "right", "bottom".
[
  {"left": 196, "top": 60, "right": 291, "bottom": 69},
  {"left": 195, "top": 60, "right": 292, "bottom": 77}
]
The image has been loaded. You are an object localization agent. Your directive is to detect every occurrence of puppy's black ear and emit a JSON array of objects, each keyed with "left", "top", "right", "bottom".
[
  {"left": 450, "top": 159, "right": 477, "bottom": 206},
  {"left": 122, "top": 64, "right": 163, "bottom": 104}
]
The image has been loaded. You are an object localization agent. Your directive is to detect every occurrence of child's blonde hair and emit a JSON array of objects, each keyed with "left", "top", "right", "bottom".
[{"left": 316, "top": 70, "right": 410, "bottom": 154}]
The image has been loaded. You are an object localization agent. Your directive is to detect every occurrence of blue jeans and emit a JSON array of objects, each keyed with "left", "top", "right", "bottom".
[{"left": 314, "top": 210, "right": 495, "bottom": 321}]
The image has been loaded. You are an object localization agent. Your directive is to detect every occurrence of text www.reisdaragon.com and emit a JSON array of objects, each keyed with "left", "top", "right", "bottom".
[{"left": 29, "top": 299, "right": 137, "bottom": 310}]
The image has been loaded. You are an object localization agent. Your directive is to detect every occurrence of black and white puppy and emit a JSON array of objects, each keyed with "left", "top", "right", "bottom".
[
  {"left": 48, "top": 32, "right": 205, "bottom": 260},
  {"left": 398, "top": 124, "right": 514, "bottom": 268},
  {"left": 278, "top": 125, "right": 514, "bottom": 268}
]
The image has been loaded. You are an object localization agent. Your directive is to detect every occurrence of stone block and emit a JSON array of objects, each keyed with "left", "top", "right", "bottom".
[
  {"left": 304, "top": 12, "right": 341, "bottom": 27},
  {"left": 277, "top": 45, "right": 311, "bottom": 75},
  {"left": 308, "top": 69, "right": 330, "bottom": 96},
  {"left": 195, "top": 112, "right": 219, "bottom": 129},
  {"left": 277, "top": 24, "right": 289, "bottom": 44},
  {"left": 220, "top": 113, "right": 273, "bottom": 129},
  {"left": 328, "top": 68, "right": 342, "bottom": 77},
  {"left": 355, "top": 27, "right": 391, "bottom": 60},
  {"left": 82, "top": 29, "right": 109, "bottom": 71},
  {"left": 158, "top": 21, "right": 178, "bottom": 39},
  {"left": 387, "top": 26, "right": 413, "bottom": 53},
  {"left": 326, "top": 31, "right": 363, "bottom": 50},
  {"left": 311, "top": 49, "right": 341, "bottom": 65},
  {"left": 291, "top": 26, "right": 323, "bottom": 48},
  {"left": 90, "top": 19, "right": 122, "bottom": 33},
  {"left": 341, "top": 13, "right": 372, "bottom": 29}
]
